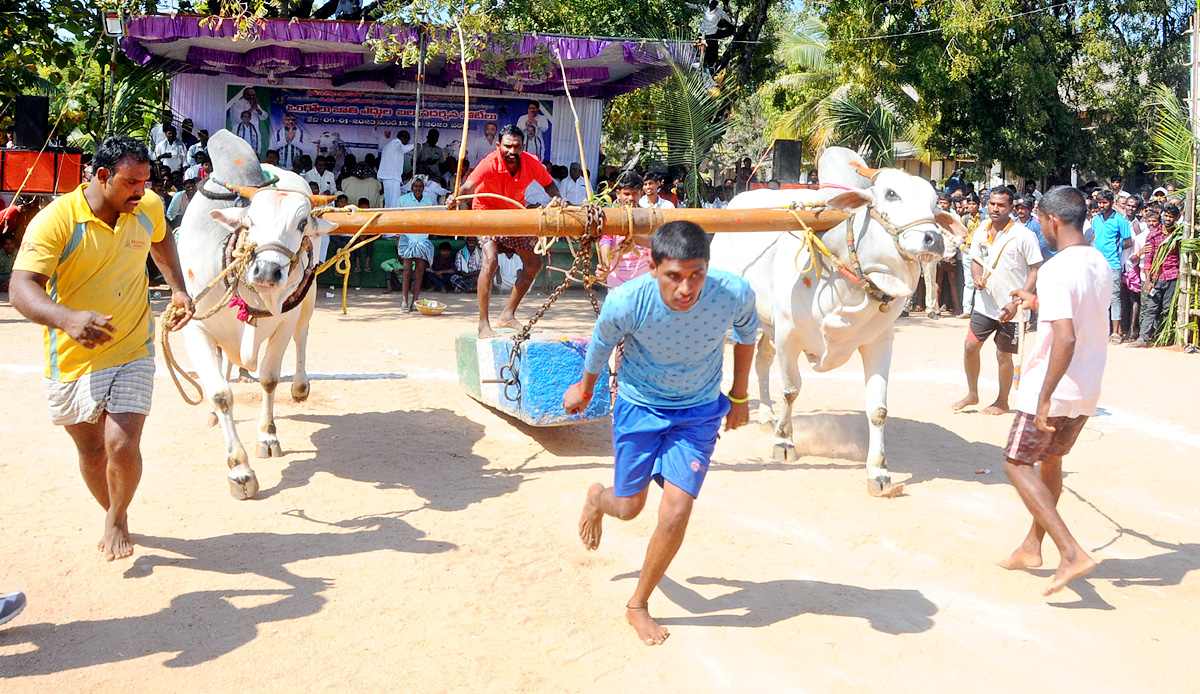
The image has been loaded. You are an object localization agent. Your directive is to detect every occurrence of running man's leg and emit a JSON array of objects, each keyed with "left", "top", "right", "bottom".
[
  {"left": 1001, "top": 453, "right": 1064, "bottom": 569},
  {"left": 99, "top": 411, "right": 145, "bottom": 561},
  {"left": 952, "top": 325, "right": 986, "bottom": 410},
  {"left": 1004, "top": 456, "right": 1094, "bottom": 595},
  {"left": 626, "top": 481, "right": 694, "bottom": 645},
  {"left": 578, "top": 484, "right": 648, "bottom": 551},
  {"left": 65, "top": 417, "right": 111, "bottom": 515}
]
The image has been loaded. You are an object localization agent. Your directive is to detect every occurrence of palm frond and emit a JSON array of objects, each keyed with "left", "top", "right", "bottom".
[{"left": 1148, "top": 83, "right": 1195, "bottom": 192}]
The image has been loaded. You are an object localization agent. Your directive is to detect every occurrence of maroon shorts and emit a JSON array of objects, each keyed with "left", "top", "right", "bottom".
[
  {"left": 1004, "top": 411, "right": 1088, "bottom": 465},
  {"left": 489, "top": 235, "right": 536, "bottom": 252}
]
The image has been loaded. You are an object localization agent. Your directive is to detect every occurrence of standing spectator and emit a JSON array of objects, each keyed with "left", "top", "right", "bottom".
[
  {"left": 998, "top": 185, "right": 1107, "bottom": 596},
  {"left": 945, "top": 168, "right": 966, "bottom": 196},
  {"left": 956, "top": 193, "right": 984, "bottom": 318},
  {"left": 166, "top": 178, "right": 197, "bottom": 231},
  {"left": 1023, "top": 180, "right": 1042, "bottom": 203},
  {"left": 7, "top": 136, "right": 193, "bottom": 561},
  {"left": 449, "top": 124, "right": 562, "bottom": 338},
  {"left": 952, "top": 187, "right": 1042, "bottom": 416},
  {"left": 179, "top": 118, "right": 199, "bottom": 149},
  {"left": 154, "top": 125, "right": 187, "bottom": 174},
  {"left": 148, "top": 108, "right": 173, "bottom": 148},
  {"left": 1130, "top": 204, "right": 1181, "bottom": 347},
  {"left": 186, "top": 129, "right": 209, "bottom": 167},
  {"left": 467, "top": 122, "right": 500, "bottom": 170},
  {"left": 378, "top": 130, "right": 412, "bottom": 207},
  {"left": 0, "top": 232, "right": 18, "bottom": 292},
  {"left": 272, "top": 112, "right": 311, "bottom": 171},
  {"left": 0, "top": 196, "right": 29, "bottom": 238},
  {"left": 1109, "top": 175, "right": 1123, "bottom": 197},
  {"left": 304, "top": 156, "right": 337, "bottom": 196},
  {"left": 1122, "top": 205, "right": 1158, "bottom": 339},
  {"left": 515, "top": 102, "right": 551, "bottom": 161},
  {"left": 453, "top": 236, "right": 483, "bottom": 292},
  {"left": 424, "top": 241, "right": 457, "bottom": 293},
  {"left": 560, "top": 162, "right": 589, "bottom": 205},
  {"left": 639, "top": 173, "right": 675, "bottom": 209},
  {"left": 395, "top": 177, "right": 435, "bottom": 311},
  {"left": 1089, "top": 189, "right": 1133, "bottom": 342},
  {"left": 415, "top": 129, "right": 446, "bottom": 178},
  {"left": 1015, "top": 196, "right": 1047, "bottom": 259}
]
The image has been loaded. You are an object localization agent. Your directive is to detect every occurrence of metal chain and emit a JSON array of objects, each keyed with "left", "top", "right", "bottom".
[{"left": 483, "top": 204, "right": 606, "bottom": 400}]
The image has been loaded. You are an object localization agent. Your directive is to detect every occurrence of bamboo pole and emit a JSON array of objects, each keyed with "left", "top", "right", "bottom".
[{"left": 321, "top": 206, "right": 848, "bottom": 237}]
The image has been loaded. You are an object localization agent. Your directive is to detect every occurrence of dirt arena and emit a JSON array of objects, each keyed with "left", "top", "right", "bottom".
[{"left": 1, "top": 288, "right": 1197, "bottom": 693}]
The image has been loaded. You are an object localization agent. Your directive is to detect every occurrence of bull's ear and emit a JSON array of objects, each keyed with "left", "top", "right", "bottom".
[
  {"left": 210, "top": 208, "right": 247, "bottom": 231},
  {"left": 825, "top": 188, "right": 874, "bottom": 214},
  {"left": 935, "top": 210, "right": 966, "bottom": 239},
  {"left": 306, "top": 216, "right": 338, "bottom": 237}
]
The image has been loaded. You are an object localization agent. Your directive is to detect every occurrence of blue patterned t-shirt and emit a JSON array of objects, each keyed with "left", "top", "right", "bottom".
[{"left": 584, "top": 269, "right": 759, "bottom": 409}]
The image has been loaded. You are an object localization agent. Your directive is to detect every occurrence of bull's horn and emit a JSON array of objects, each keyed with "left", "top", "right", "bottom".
[
  {"left": 852, "top": 162, "right": 880, "bottom": 179},
  {"left": 227, "top": 183, "right": 264, "bottom": 200},
  {"left": 310, "top": 195, "right": 337, "bottom": 206}
]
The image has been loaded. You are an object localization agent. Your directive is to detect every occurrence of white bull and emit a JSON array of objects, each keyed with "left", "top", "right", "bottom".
[
  {"left": 710, "top": 150, "right": 958, "bottom": 496},
  {"left": 177, "top": 130, "right": 336, "bottom": 499}
]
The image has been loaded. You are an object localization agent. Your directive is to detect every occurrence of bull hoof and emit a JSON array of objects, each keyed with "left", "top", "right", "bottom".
[
  {"left": 291, "top": 382, "right": 310, "bottom": 402},
  {"left": 867, "top": 479, "right": 905, "bottom": 498},
  {"left": 256, "top": 440, "right": 284, "bottom": 458},
  {"left": 206, "top": 412, "right": 218, "bottom": 428},
  {"left": 773, "top": 442, "right": 798, "bottom": 462},
  {"left": 228, "top": 469, "right": 259, "bottom": 500}
]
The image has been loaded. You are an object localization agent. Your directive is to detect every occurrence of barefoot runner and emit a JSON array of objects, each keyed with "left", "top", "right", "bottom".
[
  {"left": 8, "top": 136, "right": 193, "bottom": 561},
  {"left": 448, "top": 124, "right": 562, "bottom": 339},
  {"left": 999, "top": 186, "right": 1106, "bottom": 596},
  {"left": 565, "top": 221, "right": 757, "bottom": 645}
]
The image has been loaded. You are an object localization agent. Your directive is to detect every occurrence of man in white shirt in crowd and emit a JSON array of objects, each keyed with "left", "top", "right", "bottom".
[
  {"left": 226, "top": 87, "right": 268, "bottom": 129},
  {"left": 525, "top": 179, "right": 553, "bottom": 208},
  {"left": 515, "top": 102, "right": 551, "bottom": 161},
  {"left": 184, "top": 151, "right": 207, "bottom": 182},
  {"left": 495, "top": 248, "right": 524, "bottom": 291},
  {"left": 639, "top": 173, "right": 675, "bottom": 209},
  {"left": 148, "top": 109, "right": 173, "bottom": 148},
  {"left": 952, "top": 186, "right": 1043, "bottom": 416},
  {"left": 467, "top": 122, "right": 500, "bottom": 169},
  {"left": 272, "top": 112, "right": 311, "bottom": 171},
  {"left": 560, "top": 162, "right": 589, "bottom": 206},
  {"left": 998, "top": 185, "right": 1107, "bottom": 597},
  {"left": 378, "top": 130, "right": 413, "bottom": 207},
  {"left": 154, "top": 124, "right": 188, "bottom": 175},
  {"left": 304, "top": 156, "right": 338, "bottom": 196},
  {"left": 186, "top": 129, "right": 209, "bottom": 167}
]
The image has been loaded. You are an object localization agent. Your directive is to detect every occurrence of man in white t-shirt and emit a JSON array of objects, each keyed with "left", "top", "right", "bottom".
[
  {"left": 467, "top": 122, "right": 500, "bottom": 170},
  {"left": 560, "top": 163, "right": 589, "bottom": 205},
  {"left": 952, "top": 187, "right": 1043, "bottom": 415},
  {"left": 303, "top": 156, "right": 337, "bottom": 195},
  {"left": 494, "top": 249, "right": 524, "bottom": 291},
  {"left": 639, "top": 173, "right": 675, "bottom": 209},
  {"left": 998, "top": 185, "right": 1107, "bottom": 597}
]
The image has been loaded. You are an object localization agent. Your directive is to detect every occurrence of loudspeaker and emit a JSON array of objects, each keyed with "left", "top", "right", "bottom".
[
  {"left": 14, "top": 95, "right": 50, "bottom": 149},
  {"left": 772, "top": 139, "right": 805, "bottom": 183}
]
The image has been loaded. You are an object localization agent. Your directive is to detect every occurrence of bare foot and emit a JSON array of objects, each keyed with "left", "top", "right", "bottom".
[
  {"left": 478, "top": 322, "right": 500, "bottom": 339},
  {"left": 100, "top": 517, "right": 134, "bottom": 562},
  {"left": 494, "top": 315, "right": 523, "bottom": 331},
  {"left": 980, "top": 401, "right": 1010, "bottom": 416},
  {"left": 999, "top": 544, "right": 1043, "bottom": 570},
  {"left": 626, "top": 605, "right": 669, "bottom": 645},
  {"left": 1044, "top": 554, "right": 1096, "bottom": 596},
  {"left": 951, "top": 394, "right": 979, "bottom": 411},
  {"left": 578, "top": 483, "right": 604, "bottom": 550}
]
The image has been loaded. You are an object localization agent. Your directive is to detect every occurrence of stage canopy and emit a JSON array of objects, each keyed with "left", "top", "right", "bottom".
[{"left": 120, "top": 15, "right": 677, "bottom": 100}]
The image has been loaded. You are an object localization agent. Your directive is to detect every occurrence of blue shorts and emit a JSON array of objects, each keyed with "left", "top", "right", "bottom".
[{"left": 612, "top": 395, "right": 730, "bottom": 499}]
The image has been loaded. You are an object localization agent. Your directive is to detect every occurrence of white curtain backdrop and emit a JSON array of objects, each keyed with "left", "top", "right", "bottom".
[{"left": 550, "top": 96, "right": 603, "bottom": 182}]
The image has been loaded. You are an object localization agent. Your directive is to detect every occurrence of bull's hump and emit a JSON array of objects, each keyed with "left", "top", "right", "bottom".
[{"left": 208, "top": 129, "right": 267, "bottom": 187}]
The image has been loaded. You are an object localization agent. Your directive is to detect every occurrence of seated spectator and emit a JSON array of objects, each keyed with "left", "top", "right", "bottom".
[
  {"left": 180, "top": 119, "right": 200, "bottom": 149},
  {"left": 495, "top": 248, "right": 524, "bottom": 291},
  {"left": 186, "top": 129, "right": 209, "bottom": 167},
  {"left": 155, "top": 125, "right": 187, "bottom": 174},
  {"left": 0, "top": 197, "right": 29, "bottom": 239},
  {"left": 341, "top": 164, "right": 384, "bottom": 208},
  {"left": 766, "top": 179, "right": 782, "bottom": 190},
  {"left": 453, "top": 236, "right": 482, "bottom": 292},
  {"left": 264, "top": 149, "right": 280, "bottom": 166},
  {"left": 425, "top": 241, "right": 457, "bottom": 293},
  {"left": 185, "top": 151, "right": 208, "bottom": 181},
  {"left": 0, "top": 233, "right": 17, "bottom": 292},
  {"left": 304, "top": 156, "right": 337, "bottom": 195}
]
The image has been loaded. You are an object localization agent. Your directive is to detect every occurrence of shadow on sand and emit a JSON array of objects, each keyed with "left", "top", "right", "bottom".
[
  {"left": 715, "top": 410, "right": 1007, "bottom": 489},
  {"left": 623, "top": 574, "right": 937, "bottom": 634},
  {"left": 0, "top": 513, "right": 453, "bottom": 675}
]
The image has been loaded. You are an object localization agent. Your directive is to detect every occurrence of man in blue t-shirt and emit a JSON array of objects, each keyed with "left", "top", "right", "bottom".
[
  {"left": 1088, "top": 188, "right": 1132, "bottom": 340},
  {"left": 565, "top": 221, "right": 758, "bottom": 646}
]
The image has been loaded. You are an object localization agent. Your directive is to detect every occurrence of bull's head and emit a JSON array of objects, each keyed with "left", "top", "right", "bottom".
[
  {"left": 823, "top": 169, "right": 952, "bottom": 299},
  {"left": 211, "top": 189, "right": 338, "bottom": 313}
]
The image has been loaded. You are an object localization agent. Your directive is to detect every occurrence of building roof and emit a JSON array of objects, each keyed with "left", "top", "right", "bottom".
[{"left": 120, "top": 15, "right": 678, "bottom": 99}]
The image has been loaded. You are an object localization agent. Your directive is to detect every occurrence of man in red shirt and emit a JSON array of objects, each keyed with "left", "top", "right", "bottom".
[{"left": 450, "top": 124, "right": 563, "bottom": 338}]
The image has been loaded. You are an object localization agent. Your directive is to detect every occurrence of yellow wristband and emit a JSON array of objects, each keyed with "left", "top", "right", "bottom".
[{"left": 727, "top": 393, "right": 749, "bottom": 404}]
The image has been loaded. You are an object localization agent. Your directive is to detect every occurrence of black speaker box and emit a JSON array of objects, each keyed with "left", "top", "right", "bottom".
[
  {"left": 15, "top": 95, "right": 50, "bottom": 149},
  {"left": 772, "top": 139, "right": 805, "bottom": 183}
]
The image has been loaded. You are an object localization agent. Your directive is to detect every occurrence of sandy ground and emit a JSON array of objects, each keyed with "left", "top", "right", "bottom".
[{"left": 1, "top": 286, "right": 1198, "bottom": 693}]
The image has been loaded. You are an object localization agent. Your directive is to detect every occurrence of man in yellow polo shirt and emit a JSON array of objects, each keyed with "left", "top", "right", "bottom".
[{"left": 10, "top": 136, "right": 194, "bottom": 562}]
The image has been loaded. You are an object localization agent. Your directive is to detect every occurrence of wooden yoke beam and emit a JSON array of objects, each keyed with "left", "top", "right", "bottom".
[{"left": 319, "top": 206, "right": 848, "bottom": 236}]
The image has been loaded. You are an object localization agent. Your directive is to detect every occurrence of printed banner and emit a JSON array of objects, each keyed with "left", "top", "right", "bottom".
[{"left": 224, "top": 85, "right": 553, "bottom": 171}]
